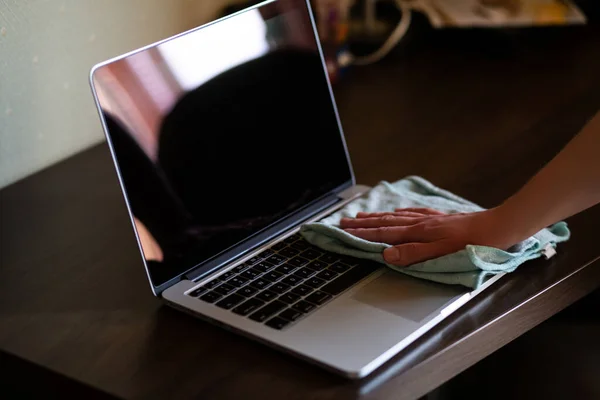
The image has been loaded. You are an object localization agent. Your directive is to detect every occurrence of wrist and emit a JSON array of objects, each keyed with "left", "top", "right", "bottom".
[{"left": 486, "top": 202, "right": 543, "bottom": 247}]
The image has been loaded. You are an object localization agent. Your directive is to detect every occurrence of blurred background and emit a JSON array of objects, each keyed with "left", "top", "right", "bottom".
[
  {"left": 0, "top": 0, "right": 250, "bottom": 189},
  {"left": 0, "top": 0, "right": 594, "bottom": 189}
]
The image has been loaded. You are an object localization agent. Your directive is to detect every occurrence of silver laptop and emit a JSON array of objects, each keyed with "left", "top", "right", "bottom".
[{"left": 89, "top": 0, "right": 501, "bottom": 378}]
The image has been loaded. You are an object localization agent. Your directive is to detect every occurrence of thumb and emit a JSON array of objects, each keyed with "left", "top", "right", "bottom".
[{"left": 383, "top": 242, "right": 450, "bottom": 266}]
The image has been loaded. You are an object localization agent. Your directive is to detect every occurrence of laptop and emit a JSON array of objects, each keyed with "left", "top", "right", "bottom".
[{"left": 89, "top": 0, "right": 502, "bottom": 378}]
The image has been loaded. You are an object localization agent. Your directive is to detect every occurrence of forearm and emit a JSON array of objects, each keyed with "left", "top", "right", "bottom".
[{"left": 493, "top": 111, "right": 600, "bottom": 242}]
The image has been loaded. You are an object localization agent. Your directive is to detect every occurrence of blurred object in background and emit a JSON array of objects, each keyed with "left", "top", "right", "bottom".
[
  {"left": 424, "top": 0, "right": 586, "bottom": 28},
  {"left": 310, "top": 0, "right": 587, "bottom": 81},
  {"left": 312, "top": 0, "right": 353, "bottom": 83},
  {"left": 313, "top": 0, "right": 414, "bottom": 77}
]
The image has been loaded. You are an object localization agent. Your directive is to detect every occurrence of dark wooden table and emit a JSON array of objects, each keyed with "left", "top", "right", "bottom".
[{"left": 2, "top": 7, "right": 600, "bottom": 399}]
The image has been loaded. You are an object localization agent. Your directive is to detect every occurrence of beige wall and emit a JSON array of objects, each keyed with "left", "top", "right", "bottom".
[{"left": 0, "top": 0, "right": 238, "bottom": 189}]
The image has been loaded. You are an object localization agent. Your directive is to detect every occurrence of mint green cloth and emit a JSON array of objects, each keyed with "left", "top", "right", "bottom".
[{"left": 300, "top": 176, "right": 570, "bottom": 289}]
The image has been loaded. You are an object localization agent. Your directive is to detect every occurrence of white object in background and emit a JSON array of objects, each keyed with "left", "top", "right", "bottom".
[
  {"left": 339, "top": 0, "right": 413, "bottom": 67},
  {"left": 423, "top": 0, "right": 587, "bottom": 28}
]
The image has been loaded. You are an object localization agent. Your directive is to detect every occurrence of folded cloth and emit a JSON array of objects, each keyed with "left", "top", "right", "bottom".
[{"left": 300, "top": 176, "right": 570, "bottom": 289}]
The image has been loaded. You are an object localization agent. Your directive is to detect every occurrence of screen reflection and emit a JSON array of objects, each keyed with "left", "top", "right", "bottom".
[{"left": 92, "top": 0, "right": 352, "bottom": 288}]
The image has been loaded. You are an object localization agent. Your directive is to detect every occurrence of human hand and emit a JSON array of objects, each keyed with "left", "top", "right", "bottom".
[{"left": 340, "top": 207, "right": 522, "bottom": 267}]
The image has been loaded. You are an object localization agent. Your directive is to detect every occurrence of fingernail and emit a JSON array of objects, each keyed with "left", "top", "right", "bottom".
[{"left": 383, "top": 247, "right": 400, "bottom": 262}]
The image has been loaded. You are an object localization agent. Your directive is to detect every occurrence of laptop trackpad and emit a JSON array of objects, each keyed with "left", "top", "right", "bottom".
[{"left": 351, "top": 271, "right": 468, "bottom": 322}]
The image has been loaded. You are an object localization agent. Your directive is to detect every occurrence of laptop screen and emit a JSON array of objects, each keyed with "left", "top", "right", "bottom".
[{"left": 91, "top": 0, "right": 353, "bottom": 289}]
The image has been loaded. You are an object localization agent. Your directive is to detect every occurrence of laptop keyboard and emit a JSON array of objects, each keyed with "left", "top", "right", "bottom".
[{"left": 186, "top": 233, "right": 378, "bottom": 330}]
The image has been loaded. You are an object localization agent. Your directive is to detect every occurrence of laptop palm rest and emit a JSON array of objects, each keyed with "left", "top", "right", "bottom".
[{"left": 351, "top": 271, "right": 468, "bottom": 322}]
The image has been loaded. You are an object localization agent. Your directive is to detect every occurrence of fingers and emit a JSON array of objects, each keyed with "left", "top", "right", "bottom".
[
  {"left": 344, "top": 225, "right": 427, "bottom": 245},
  {"left": 340, "top": 215, "right": 422, "bottom": 229},
  {"left": 383, "top": 241, "right": 452, "bottom": 266},
  {"left": 394, "top": 208, "right": 446, "bottom": 216},
  {"left": 355, "top": 211, "right": 428, "bottom": 219},
  {"left": 353, "top": 209, "right": 445, "bottom": 220}
]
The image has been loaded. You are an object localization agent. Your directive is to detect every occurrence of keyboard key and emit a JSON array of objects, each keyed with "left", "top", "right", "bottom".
[
  {"left": 301, "top": 249, "right": 323, "bottom": 260},
  {"left": 280, "top": 308, "right": 303, "bottom": 321},
  {"left": 232, "top": 263, "right": 250, "bottom": 273},
  {"left": 307, "top": 260, "right": 328, "bottom": 271},
  {"left": 228, "top": 276, "right": 249, "bottom": 287},
  {"left": 266, "top": 254, "right": 287, "bottom": 265},
  {"left": 330, "top": 262, "right": 351, "bottom": 274},
  {"left": 246, "top": 256, "right": 262, "bottom": 265},
  {"left": 259, "top": 249, "right": 274, "bottom": 259},
  {"left": 279, "top": 247, "right": 300, "bottom": 258},
  {"left": 290, "top": 284, "right": 313, "bottom": 296},
  {"left": 275, "top": 265, "right": 294, "bottom": 275},
  {"left": 295, "top": 267, "right": 316, "bottom": 279},
  {"left": 200, "top": 291, "right": 222, "bottom": 303},
  {"left": 232, "top": 298, "right": 264, "bottom": 316},
  {"left": 281, "top": 275, "right": 303, "bottom": 286},
  {"left": 240, "top": 269, "right": 260, "bottom": 280},
  {"left": 279, "top": 292, "right": 301, "bottom": 304},
  {"left": 249, "top": 300, "right": 287, "bottom": 322},
  {"left": 216, "top": 293, "right": 245, "bottom": 310},
  {"left": 272, "top": 241, "right": 288, "bottom": 251},
  {"left": 277, "top": 263, "right": 298, "bottom": 274},
  {"left": 305, "top": 291, "right": 332, "bottom": 306},
  {"left": 269, "top": 282, "right": 290, "bottom": 294},
  {"left": 188, "top": 287, "right": 207, "bottom": 297},
  {"left": 317, "top": 269, "right": 338, "bottom": 281},
  {"left": 288, "top": 257, "right": 309, "bottom": 268},
  {"left": 213, "top": 283, "right": 236, "bottom": 296},
  {"left": 255, "top": 290, "right": 278, "bottom": 302},
  {"left": 220, "top": 270, "right": 237, "bottom": 280},
  {"left": 304, "top": 277, "right": 326, "bottom": 289},
  {"left": 319, "top": 253, "right": 341, "bottom": 264},
  {"left": 253, "top": 261, "right": 276, "bottom": 273},
  {"left": 266, "top": 317, "right": 291, "bottom": 330},
  {"left": 203, "top": 278, "right": 221, "bottom": 289},
  {"left": 236, "top": 285, "right": 259, "bottom": 297},
  {"left": 283, "top": 233, "right": 301, "bottom": 244},
  {"left": 290, "top": 240, "right": 310, "bottom": 251},
  {"left": 250, "top": 278, "right": 271, "bottom": 290},
  {"left": 321, "top": 263, "right": 377, "bottom": 295},
  {"left": 292, "top": 300, "right": 316, "bottom": 314},
  {"left": 249, "top": 266, "right": 265, "bottom": 275},
  {"left": 262, "top": 271, "right": 284, "bottom": 282}
]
